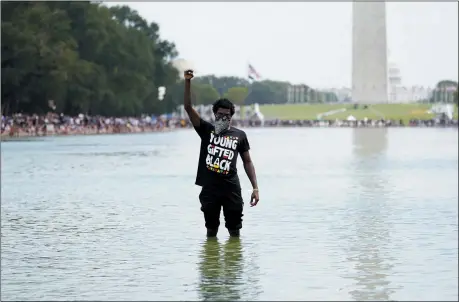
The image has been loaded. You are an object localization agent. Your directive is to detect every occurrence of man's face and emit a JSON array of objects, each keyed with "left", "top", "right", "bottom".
[{"left": 215, "top": 108, "right": 232, "bottom": 123}]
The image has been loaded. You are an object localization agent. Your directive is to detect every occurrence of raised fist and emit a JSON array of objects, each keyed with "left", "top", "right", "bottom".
[{"left": 184, "top": 69, "right": 194, "bottom": 80}]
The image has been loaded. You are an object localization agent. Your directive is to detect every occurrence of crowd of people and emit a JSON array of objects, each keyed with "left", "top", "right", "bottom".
[
  {"left": 1, "top": 113, "right": 188, "bottom": 138},
  {"left": 239, "top": 117, "right": 458, "bottom": 128},
  {"left": 2, "top": 113, "right": 457, "bottom": 138}
]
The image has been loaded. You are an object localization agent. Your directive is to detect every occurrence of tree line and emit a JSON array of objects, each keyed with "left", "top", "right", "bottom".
[
  {"left": 1, "top": 1, "right": 339, "bottom": 117},
  {"left": 432, "top": 80, "right": 459, "bottom": 105},
  {"left": 2, "top": 1, "right": 455, "bottom": 117},
  {"left": 2, "top": 1, "right": 181, "bottom": 116},
  {"left": 171, "top": 75, "right": 339, "bottom": 108}
]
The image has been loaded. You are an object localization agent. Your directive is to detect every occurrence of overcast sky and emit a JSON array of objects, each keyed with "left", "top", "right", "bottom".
[{"left": 109, "top": 2, "right": 458, "bottom": 89}]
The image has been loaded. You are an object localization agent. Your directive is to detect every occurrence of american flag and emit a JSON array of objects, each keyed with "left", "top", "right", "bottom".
[{"left": 248, "top": 64, "right": 261, "bottom": 81}]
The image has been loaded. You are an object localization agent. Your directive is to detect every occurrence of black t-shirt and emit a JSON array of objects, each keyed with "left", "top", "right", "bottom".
[{"left": 194, "top": 118, "right": 250, "bottom": 190}]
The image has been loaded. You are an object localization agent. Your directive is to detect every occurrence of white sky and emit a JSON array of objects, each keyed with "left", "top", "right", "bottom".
[{"left": 109, "top": 2, "right": 458, "bottom": 89}]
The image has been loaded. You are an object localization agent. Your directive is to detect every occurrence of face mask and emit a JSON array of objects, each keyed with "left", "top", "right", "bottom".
[{"left": 214, "top": 117, "right": 230, "bottom": 134}]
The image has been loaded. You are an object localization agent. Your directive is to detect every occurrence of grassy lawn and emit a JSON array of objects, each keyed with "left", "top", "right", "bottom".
[
  {"left": 259, "top": 103, "right": 458, "bottom": 124},
  {"left": 259, "top": 104, "right": 345, "bottom": 120}
]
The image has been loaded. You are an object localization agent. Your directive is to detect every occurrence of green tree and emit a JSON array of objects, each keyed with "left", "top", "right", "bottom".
[
  {"left": 260, "top": 80, "right": 290, "bottom": 104},
  {"left": 436, "top": 80, "right": 458, "bottom": 88},
  {"left": 194, "top": 84, "right": 220, "bottom": 105},
  {"left": 2, "top": 2, "right": 79, "bottom": 114},
  {"left": 1, "top": 1, "right": 180, "bottom": 116},
  {"left": 2, "top": 1, "right": 329, "bottom": 116},
  {"left": 194, "top": 75, "right": 250, "bottom": 94},
  {"left": 431, "top": 80, "right": 458, "bottom": 104},
  {"left": 224, "top": 87, "right": 249, "bottom": 105}
]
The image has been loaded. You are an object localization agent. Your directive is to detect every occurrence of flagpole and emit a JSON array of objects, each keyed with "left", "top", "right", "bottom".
[
  {"left": 242, "top": 61, "right": 249, "bottom": 122},
  {"left": 245, "top": 61, "right": 261, "bottom": 125}
]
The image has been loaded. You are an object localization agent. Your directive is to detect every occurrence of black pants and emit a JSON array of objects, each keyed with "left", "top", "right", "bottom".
[{"left": 199, "top": 186, "right": 244, "bottom": 231}]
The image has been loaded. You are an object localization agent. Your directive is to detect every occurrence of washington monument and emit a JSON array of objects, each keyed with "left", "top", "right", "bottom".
[{"left": 352, "top": 1, "right": 388, "bottom": 104}]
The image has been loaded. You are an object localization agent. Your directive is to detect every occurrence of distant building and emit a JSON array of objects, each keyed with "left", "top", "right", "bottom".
[
  {"left": 286, "top": 85, "right": 346, "bottom": 104},
  {"left": 321, "top": 87, "right": 352, "bottom": 103},
  {"left": 388, "top": 62, "right": 402, "bottom": 103},
  {"left": 286, "top": 84, "right": 308, "bottom": 103}
]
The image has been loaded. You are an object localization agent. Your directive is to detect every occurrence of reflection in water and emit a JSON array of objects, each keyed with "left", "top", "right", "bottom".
[
  {"left": 352, "top": 128, "right": 388, "bottom": 192},
  {"left": 345, "top": 128, "right": 397, "bottom": 301},
  {"left": 352, "top": 128, "right": 388, "bottom": 158},
  {"left": 198, "top": 237, "right": 244, "bottom": 301},
  {"left": 1, "top": 130, "right": 457, "bottom": 300}
]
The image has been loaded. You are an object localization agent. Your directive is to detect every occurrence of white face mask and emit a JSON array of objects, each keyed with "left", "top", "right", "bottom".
[{"left": 214, "top": 117, "right": 230, "bottom": 134}]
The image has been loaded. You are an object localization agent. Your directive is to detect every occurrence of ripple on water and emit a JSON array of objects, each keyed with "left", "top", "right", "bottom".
[{"left": 1, "top": 128, "right": 458, "bottom": 301}]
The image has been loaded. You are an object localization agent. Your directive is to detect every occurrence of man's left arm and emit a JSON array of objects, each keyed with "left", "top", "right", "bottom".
[
  {"left": 241, "top": 151, "right": 258, "bottom": 190},
  {"left": 241, "top": 150, "right": 259, "bottom": 207}
]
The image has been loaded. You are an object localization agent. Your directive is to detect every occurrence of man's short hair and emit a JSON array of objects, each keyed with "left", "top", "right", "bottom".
[{"left": 212, "top": 98, "right": 235, "bottom": 116}]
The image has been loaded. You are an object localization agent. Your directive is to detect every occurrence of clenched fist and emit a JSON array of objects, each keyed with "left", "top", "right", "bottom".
[{"left": 184, "top": 69, "right": 194, "bottom": 80}]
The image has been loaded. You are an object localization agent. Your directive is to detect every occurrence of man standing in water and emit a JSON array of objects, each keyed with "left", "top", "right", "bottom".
[{"left": 183, "top": 69, "right": 259, "bottom": 237}]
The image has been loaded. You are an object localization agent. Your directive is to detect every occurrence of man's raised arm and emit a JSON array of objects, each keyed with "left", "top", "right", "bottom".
[{"left": 184, "top": 70, "right": 201, "bottom": 128}]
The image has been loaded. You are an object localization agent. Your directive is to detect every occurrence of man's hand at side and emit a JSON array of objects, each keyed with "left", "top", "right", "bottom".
[{"left": 250, "top": 189, "right": 259, "bottom": 207}]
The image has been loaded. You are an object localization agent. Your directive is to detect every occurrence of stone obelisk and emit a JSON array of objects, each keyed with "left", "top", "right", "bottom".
[{"left": 352, "top": 1, "right": 388, "bottom": 104}]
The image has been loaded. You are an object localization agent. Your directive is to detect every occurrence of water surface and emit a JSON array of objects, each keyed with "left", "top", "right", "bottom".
[{"left": 1, "top": 128, "right": 458, "bottom": 301}]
